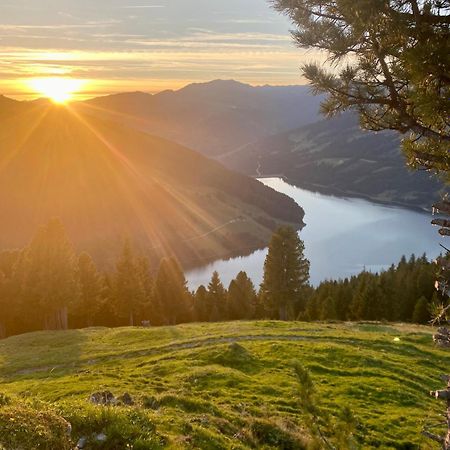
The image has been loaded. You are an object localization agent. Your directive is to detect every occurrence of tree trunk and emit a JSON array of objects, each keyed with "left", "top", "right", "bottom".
[{"left": 129, "top": 311, "right": 134, "bottom": 327}]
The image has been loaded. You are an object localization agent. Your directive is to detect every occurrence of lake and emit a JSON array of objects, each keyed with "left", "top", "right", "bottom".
[{"left": 186, "top": 177, "right": 441, "bottom": 290}]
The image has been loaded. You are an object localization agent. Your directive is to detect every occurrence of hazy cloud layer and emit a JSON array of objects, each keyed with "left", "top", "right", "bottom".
[{"left": 0, "top": 0, "right": 323, "bottom": 98}]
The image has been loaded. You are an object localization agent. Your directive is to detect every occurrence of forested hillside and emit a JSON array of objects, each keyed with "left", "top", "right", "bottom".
[
  {"left": 0, "top": 101, "right": 303, "bottom": 269},
  {"left": 1, "top": 84, "right": 442, "bottom": 210},
  {"left": 80, "top": 80, "right": 322, "bottom": 156},
  {"left": 223, "top": 114, "right": 443, "bottom": 210}
]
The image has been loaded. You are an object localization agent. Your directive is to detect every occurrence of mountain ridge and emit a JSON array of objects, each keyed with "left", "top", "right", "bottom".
[
  {"left": 2, "top": 80, "right": 442, "bottom": 211},
  {"left": 223, "top": 113, "right": 443, "bottom": 210},
  {"left": 0, "top": 102, "right": 304, "bottom": 268}
]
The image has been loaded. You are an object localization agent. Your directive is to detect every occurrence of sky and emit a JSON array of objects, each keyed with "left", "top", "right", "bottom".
[{"left": 0, "top": 0, "right": 323, "bottom": 99}]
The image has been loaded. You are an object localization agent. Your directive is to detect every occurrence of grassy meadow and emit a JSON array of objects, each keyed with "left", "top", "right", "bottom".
[{"left": 0, "top": 321, "right": 447, "bottom": 449}]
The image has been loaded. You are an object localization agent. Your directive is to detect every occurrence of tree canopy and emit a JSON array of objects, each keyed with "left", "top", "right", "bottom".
[
  {"left": 260, "top": 226, "right": 310, "bottom": 320},
  {"left": 273, "top": 0, "right": 449, "bottom": 173}
]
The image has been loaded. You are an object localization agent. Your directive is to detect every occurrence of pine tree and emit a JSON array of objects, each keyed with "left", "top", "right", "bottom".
[
  {"left": 304, "top": 296, "right": 319, "bottom": 322},
  {"left": 194, "top": 285, "right": 209, "bottom": 322},
  {"left": 18, "top": 219, "right": 79, "bottom": 331},
  {"left": 227, "top": 271, "right": 256, "bottom": 320},
  {"left": 413, "top": 296, "right": 430, "bottom": 324},
  {"left": 273, "top": 1, "right": 450, "bottom": 170},
  {"left": 114, "top": 239, "right": 144, "bottom": 326},
  {"left": 153, "top": 257, "right": 190, "bottom": 325},
  {"left": 260, "top": 226, "right": 310, "bottom": 320},
  {"left": 136, "top": 256, "right": 154, "bottom": 324},
  {"left": 207, "top": 271, "right": 227, "bottom": 322},
  {"left": 75, "top": 252, "right": 104, "bottom": 327},
  {"left": 99, "top": 273, "right": 118, "bottom": 327}
]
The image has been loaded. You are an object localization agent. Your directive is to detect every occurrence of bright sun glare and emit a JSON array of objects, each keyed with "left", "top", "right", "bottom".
[{"left": 26, "top": 77, "right": 86, "bottom": 103}]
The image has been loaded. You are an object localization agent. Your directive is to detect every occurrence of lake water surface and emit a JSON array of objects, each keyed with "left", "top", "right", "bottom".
[{"left": 186, "top": 177, "right": 441, "bottom": 290}]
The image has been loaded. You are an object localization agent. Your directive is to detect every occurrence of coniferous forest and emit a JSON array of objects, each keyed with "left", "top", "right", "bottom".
[{"left": 0, "top": 218, "right": 439, "bottom": 340}]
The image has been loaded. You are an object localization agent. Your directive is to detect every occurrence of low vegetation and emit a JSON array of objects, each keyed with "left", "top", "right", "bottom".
[{"left": 0, "top": 321, "right": 447, "bottom": 449}]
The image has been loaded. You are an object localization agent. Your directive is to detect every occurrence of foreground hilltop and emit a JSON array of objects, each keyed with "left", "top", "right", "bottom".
[
  {"left": 0, "top": 102, "right": 303, "bottom": 267},
  {"left": 0, "top": 321, "right": 446, "bottom": 448}
]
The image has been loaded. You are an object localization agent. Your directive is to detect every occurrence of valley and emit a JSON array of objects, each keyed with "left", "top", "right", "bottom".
[
  {"left": 0, "top": 101, "right": 303, "bottom": 268},
  {"left": 187, "top": 178, "right": 440, "bottom": 289},
  {"left": 73, "top": 81, "right": 443, "bottom": 211}
]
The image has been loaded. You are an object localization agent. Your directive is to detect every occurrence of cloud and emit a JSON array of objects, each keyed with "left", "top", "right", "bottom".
[
  {"left": 0, "top": 21, "right": 119, "bottom": 31},
  {"left": 117, "top": 5, "right": 166, "bottom": 8},
  {"left": 0, "top": 0, "right": 321, "bottom": 98}
]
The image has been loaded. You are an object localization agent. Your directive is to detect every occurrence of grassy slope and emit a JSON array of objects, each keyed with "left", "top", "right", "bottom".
[{"left": 0, "top": 321, "right": 447, "bottom": 449}]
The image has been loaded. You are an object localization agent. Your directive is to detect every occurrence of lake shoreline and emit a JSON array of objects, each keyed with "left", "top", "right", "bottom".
[
  {"left": 256, "top": 175, "right": 432, "bottom": 214},
  {"left": 187, "top": 177, "right": 440, "bottom": 290}
]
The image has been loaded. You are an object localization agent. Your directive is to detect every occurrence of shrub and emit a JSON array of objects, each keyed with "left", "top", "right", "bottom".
[
  {"left": 0, "top": 393, "right": 10, "bottom": 407},
  {"left": 250, "top": 419, "right": 307, "bottom": 450},
  {"left": 0, "top": 404, "right": 72, "bottom": 450},
  {"left": 60, "top": 402, "right": 165, "bottom": 449}
]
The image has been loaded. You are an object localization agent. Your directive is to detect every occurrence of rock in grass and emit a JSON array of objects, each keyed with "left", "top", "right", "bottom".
[
  {"left": 89, "top": 391, "right": 116, "bottom": 406},
  {"left": 119, "top": 392, "right": 134, "bottom": 406},
  {"left": 95, "top": 433, "right": 107, "bottom": 442},
  {"left": 76, "top": 437, "right": 87, "bottom": 449}
]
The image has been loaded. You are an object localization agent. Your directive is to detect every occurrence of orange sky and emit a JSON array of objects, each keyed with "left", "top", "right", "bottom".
[{"left": 0, "top": 0, "right": 325, "bottom": 100}]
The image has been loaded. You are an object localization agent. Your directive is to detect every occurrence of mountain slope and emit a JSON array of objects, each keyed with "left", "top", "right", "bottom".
[
  {"left": 79, "top": 80, "right": 322, "bottom": 157},
  {"left": 222, "top": 114, "right": 443, "bottom": 209},
  {"left": 0, "top": 103, "right": 304, "bottom": 267},
  {"left": 0, "top": 322, "right": 442, "bottom": 448}
]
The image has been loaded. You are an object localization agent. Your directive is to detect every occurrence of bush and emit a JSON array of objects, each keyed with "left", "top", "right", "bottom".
[
  {"left": 60, "top": 402, "right": 165, "bottom": 449},
  {"left": 0, "top": 393, "right": 10, "bottom": 407},
  {"left": 0, "top": 403, "right": 72, "bottom": 450},
  {"left": 250, "top": 419, "right": 307, "bottom": 449}
]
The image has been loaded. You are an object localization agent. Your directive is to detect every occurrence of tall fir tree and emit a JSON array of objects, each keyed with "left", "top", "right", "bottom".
[
  {"left": 260, "top": 226, "right": 310, "bottom": 320},
  {"left": 412, "top": 296, "right": 430, "bottom": 325},
  {"left": 153, "top": 257, "right": 191, "bottom": 325},
  {"left": 227, "top": 271, "right": 256, "bottom": 320},
  {"left": 136, "top": 256, "right": 155, "bottom": 324},
  {"left": 207, "top": 271, "right": 227, "bottom": 322},
  {"left": 194, "top": 285, "right": 210, "bottom": 322},
  {"left": 75, "top": 252, "right": 104, "bottom": 328},
  {"left": 114, "top": 239, "right": 144, "bottom": 326},
  {"left": 17, "top": 219, "right": 79, "bottom": 331}
]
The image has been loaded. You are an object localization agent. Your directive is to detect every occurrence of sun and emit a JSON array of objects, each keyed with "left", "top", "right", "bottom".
[{"left": 26, "top": 77, "right": 86, "bottom": 104}]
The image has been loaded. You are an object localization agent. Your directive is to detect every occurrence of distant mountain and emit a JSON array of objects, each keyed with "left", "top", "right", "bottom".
[
  {"left": 0, "top": 95, "right": 24, "bottom": 119},
  {"left": 79, "top": 80, "right": 323, "bottom": 156},
  {"left": 0, "top": 102, "right": 304, "bottom": 268},
  {"left": 2, "top": 80, "right": 440, "bottom": 211},
  {"left": 222, "top": 114, "right": 443, "bottom": 210}
]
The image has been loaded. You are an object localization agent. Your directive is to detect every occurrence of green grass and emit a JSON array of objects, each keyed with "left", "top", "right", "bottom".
[{"left": 0, "top": 321, "right": 447, "bottom": 449}]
